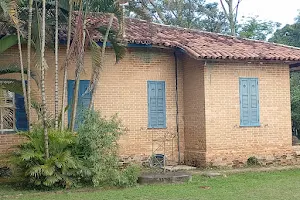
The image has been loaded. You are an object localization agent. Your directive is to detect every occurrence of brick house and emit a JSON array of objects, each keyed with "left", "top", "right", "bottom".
[{"left": 1, "top": 14, "right": 300, "bottom": 167}]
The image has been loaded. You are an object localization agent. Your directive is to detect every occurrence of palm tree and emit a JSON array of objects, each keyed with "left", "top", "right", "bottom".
[
  {"left": 69, "top": 1, "right": 86, "bottom": 132},
  {"left": 61, "top": 0, "right": 73, "bottom": 131},
  {"left": 5, "top": 0, "right": 29, "bottom": 125},
  {"left": 41, "top": 0, "right": 49, "bottom": 159},
  {"left": 27, "top": 0, "right": 33, "bottom": 132},
  {"left": 88, "top": 13, "right": 114, "bottom": 109},
  {"left": 67, "top": 0, "right": 127, "bottom": 130},
  {"left": 54, "top": 0, "right": 59, "bottom": 130}
]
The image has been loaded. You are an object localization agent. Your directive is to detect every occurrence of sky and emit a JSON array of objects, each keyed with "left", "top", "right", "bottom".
[{"left": 208, "top": 0, "right": 300, "bottom": 25}]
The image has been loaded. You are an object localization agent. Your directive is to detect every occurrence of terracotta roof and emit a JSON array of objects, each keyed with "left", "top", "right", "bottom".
[
  {"left": 3, "top": 13, "right": 300, "bottom": 62},
  {"left": 81, "top": 14, "right": 300, "bottom": 62}
]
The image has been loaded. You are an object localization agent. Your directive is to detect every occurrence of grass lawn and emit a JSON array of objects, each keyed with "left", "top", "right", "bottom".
[{"left": 1, "top": 169, "right": 300, "bottom": 200}]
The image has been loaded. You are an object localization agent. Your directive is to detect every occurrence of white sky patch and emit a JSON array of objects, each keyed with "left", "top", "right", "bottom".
[{"left": 207, "top": 0, "right": 300, "bottom": 25}]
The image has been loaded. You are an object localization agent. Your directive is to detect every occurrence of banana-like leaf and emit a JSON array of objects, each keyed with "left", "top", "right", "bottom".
[
  {"left": 0, "top": 64, "right": 40, "bottom": 87},
  {"left": 0, "top": 35, "right": 18, "bottom": 54},
  {"left": 0, "top": 79, "right": 24, "bottom": 95}
]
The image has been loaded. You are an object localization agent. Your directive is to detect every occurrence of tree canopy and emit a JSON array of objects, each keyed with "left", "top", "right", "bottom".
[
  {"left": 237, "top": 16, "right": 280, "bottom": 41},
  {"left": 128, "top": 0, "right": 229, "bottom": 33},
  {"left": 269, "top": 13, "right": 300, "bottom": 47}
]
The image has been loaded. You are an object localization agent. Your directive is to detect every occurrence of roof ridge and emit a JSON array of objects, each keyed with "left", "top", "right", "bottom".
[{"left": 126, "top": 17, "right": 300, "bottom": 51}]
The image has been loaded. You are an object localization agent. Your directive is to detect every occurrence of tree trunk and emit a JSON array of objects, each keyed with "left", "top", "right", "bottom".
[
  {"left": 10, "top": 1, "right": 28, "bottom": 128},
  {"left": 220, "top": 0, "right": 236, "bottom": 36},
  {"left": 17, "top": 28, "right": 28, "bottom": 125},
  {"left": 27, "top": 0, "right": 33, "bottom": 132},
  {"left": 41, "top": 0, "right": 49, "bottom": 159},
  {"left": 89, "top": 13, "right": 114, "bottom": 109},
  {"left": 61, "top": 0, "right": 73, "bottom": 131},
  {"left": 228, "top": 0, "right": 235, "bottom": 36},
  {"left": 16, "top": 32, "right": 28, "bottom": 123},
  {"left": 70, "top": 16, "right": 86, "bottom": 132},
  {"left": 54, "top": 0, "right": 59, "bottom": 130}
]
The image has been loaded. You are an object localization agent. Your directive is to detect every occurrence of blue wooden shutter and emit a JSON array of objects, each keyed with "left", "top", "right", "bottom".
[
  {"left": 67, "top": 80, "right": 91, "bottom": 129},
  {"left": 15, "top": 93, "right": 28, "bottom": 131},
  {"left": 249, "top": 79, "right": 259, "bottom": 126},
  {"left": 239, "top": 78, "right": 259, "bottom": 126},
  {"left": 67, "top": 80, "right": 74, "bottom": 126},
  {"left": 148, "top": 81, "right": 166, "bottom": 128},
  {"left": 240, "top": 79, "right": 250, "bottom": 126}
]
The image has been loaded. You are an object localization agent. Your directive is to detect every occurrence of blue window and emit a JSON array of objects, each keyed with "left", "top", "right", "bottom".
[
  {"left": 147, "top": 81, "right": 166, "bottom": 128},
  {"left": 67, "top": 80, "right": 91, "bottom": 129},
  {"left": 239, "top": 78, "right": 260, "bottom": 127},
  {"left": 15, "top": 93, "right": 28, "bottom": 131}
]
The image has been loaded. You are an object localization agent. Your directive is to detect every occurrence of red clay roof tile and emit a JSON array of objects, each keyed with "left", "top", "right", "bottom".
[{"left": 2, "top": 13, "right": 300, "bottom": 62}]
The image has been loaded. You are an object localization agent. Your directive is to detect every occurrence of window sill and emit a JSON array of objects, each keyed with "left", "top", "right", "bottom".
[
  {"left": 0, "top": 130, "right": 17, "bottom": 134},
  {"left": 239, "top": 124, "right": 261, "bottom": 128},
  {"left": 147, "top": 127, "right": 167, "bottom": 129}
]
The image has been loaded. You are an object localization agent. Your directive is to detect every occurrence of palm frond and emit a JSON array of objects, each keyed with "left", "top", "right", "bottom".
[
  {"left": 7, "top": 0, "right": 19, "bottom": 26},
  {"left": 43, "top": 173, "right": 62, "bottom": 186},
  {"left": 87, "top": 40, "right": 102, "bottom": 94},
  {"left": 20, "top": 149, "right": 44, "bottom": 161},
  {"left": 0, "top": 64, "right": 40, "bottom": 87},
  {"left": 97, "top": 27, "right": 126, "bottom": 63}
]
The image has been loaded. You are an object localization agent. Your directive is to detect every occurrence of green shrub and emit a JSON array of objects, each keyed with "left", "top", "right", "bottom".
[
  {"left": 75, "top": 110, "right": 140, "bottom": 187},
  {"left": 115, "top": 164, "right": 140, "bottom": 187},
  {"left": 10, "top": 110, "right": 140, "bottom": 189},
  {"left": 10, "top": 128, "right": 88, "bottom": 189}
]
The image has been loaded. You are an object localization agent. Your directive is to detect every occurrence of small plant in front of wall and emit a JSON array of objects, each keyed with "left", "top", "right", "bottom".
[{"left": 247, "top": 156, "right": 261, "bottom": 167}]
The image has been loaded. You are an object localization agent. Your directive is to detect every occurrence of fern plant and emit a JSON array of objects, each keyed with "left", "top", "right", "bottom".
[{"left": 10, "top": 127, "right": 88, "bottom": 188}]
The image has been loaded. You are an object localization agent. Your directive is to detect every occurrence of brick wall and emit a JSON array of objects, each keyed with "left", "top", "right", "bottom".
[
  {"left": 0, "top": 46, "right": 185, "bottom": 164},
  {"left": 0, "top": 45, "right": 294, "bottom": 168},
  {"left": 204, "top": 62, "right": 293, "bottom": 167},
  {"left": 183, "top": 56, "right": 206, "bottom": 167}
]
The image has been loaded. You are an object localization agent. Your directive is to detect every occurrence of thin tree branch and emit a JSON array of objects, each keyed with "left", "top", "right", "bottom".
[
  {"left": 148, "top": 0, "right": 167, "bottom": 23},
  {"left": 220, "top": 0, "right": 229, "bottom": 20}
]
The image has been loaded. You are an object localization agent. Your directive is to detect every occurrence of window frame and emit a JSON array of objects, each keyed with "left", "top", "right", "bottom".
[
  {"left": 147, "top": 80, "right": 167, "bottom": 129},
  {"left": 0, "top": 90, "right": 16, "bottom": 133},
  {"left": 239, "top": 77, "right": 260, "bottom": 127}
]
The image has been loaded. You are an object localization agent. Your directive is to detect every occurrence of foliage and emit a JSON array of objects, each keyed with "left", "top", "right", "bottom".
[
  {"left": 115, "top": 164, "right": 140, "bottom": 188},
  {"left": 0, "top": 35, "right": 18, "bottom": 54},
  {"left": 196, "top": 2, "right": 229, "bottom": 33},
  {"left": 128, "top": 0, "right": 228, "bottom": 33},
  {"left": 270, "top": 13, "right": 300, "bottom": 137},
  {"left": 10, "top": 128, "right": 86, "bottom": 189},
  {"left": 237, "top": 16, "right": 280, "bottom": 41},
  {"left": 75, "top": 109, "right": 139, "bottom": 187},
  {"left": 291, "top": 73, "right": 300, "bottom": 134},
  {"left": 269, "top": 14, "right": 300, "bottom": 47}
]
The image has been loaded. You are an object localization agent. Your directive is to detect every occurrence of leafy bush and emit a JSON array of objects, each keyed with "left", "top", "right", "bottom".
[
  {"left": 115, "top": 164, "right": 140, "bottom": 187},
  {"left": 10, "top": 128, "right": 88, "bottom": 189},
  {"left": 75, "top": 110, "right": 140, "bottom": 187},
  {"left": 10, "top": 110, "right": 140, "bottom": 189}
]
